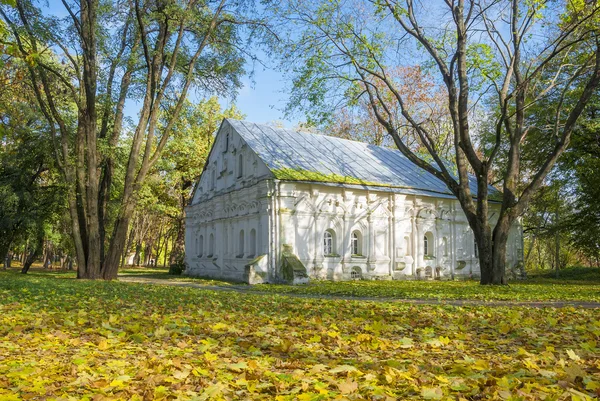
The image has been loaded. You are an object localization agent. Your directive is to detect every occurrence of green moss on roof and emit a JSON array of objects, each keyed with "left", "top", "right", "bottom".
[
  {"left": 272, "top": 167, "right": 503, "bottom": 203},
  {"left": 272, "top": 168, "right": 389, "bottom": 187}
]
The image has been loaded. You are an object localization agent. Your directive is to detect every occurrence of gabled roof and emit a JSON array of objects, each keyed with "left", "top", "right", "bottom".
[{"left": 228, "top": 119, "right": 498, "bottom": 200}]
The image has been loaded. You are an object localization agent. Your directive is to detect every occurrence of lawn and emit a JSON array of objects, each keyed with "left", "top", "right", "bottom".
[
  {"left": 250, "top": 267, "right": 600, "bottom": 303},
  {"left": 1, "top": 270, "right": 599, "bottom": 400}
]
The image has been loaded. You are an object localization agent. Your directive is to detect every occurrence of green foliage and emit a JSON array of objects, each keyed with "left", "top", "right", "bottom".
[
  {"left": 1, "top": 271, "right": 600, "bottom": 399},
  {"left": 168, "top": 263, "right": 185, "bottom": 275}
]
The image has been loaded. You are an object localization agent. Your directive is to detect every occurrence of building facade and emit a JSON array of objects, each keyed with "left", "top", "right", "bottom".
[{"left": 185, "top": 119, "right": 523, "bottom": 284}]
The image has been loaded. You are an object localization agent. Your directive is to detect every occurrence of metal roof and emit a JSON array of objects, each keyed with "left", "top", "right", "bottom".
[{"left": 229, "top": 119, "right": 498, "bottom": 199}]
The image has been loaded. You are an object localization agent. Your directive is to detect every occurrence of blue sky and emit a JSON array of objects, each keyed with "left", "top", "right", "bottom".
[{"left": 220, "top": 62, "right": 299, "bottom": 127}]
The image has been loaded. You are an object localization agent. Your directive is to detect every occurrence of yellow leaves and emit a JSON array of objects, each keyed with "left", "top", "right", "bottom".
[
  {"left": 227, "top": 361, "right": 248, "bottom": 372},
  {"left": 203, "top": 351, "right": 218, "bottom": 363},
  {"left": 153, "top": 385, "right": 169, "bottom": 400},
  {"left": 499, "top": 323, "right": 512, "bottom": 334},
  {"left": 108, "top": 375, "right": 131, "bottom": 388},
  {"left": 329, "top": 365, "right": 359, "bottom": 374},
  {"left": 172, "top": 369, "right": 190, "bottom": 380},
  {"left": 211, "top": 322, "right": 229, "bottom": 331},
  {"left": 97, "top": 339, "right": 109, "bottom": 350},
  {"left": 567, "top": 349, "right": 582, "bottom": 361},
  {"left": 398, "top": 337, "right": 413, "bottom": 348},
  {"left": 326, "top": 330, "right": 340, "bottom": 338},
  {"left": 153, "top": 326, "right": 169, "bottom": 338},
  {"left": 3, "top": 273, "right": 600, "bottom": 401},
  {"left": 336, "top": 378, "right": 358, "bottom": 394},
  {"left": 421, "top": 387, "right": 443, "bottom": 400}
]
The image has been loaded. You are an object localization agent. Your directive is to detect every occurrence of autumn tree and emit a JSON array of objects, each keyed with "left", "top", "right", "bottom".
[
  {"left": 271, "top": 0, "right": 600, "bottom": 284},
  {"left": 325, "top": 66, "right": 454, "bottom": 157},
  {"left": 0, "top": 0, "right": 267, "bottom": 279}
]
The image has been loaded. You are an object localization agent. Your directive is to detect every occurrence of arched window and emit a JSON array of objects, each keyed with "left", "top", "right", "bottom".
[
  {"left": 208, "top": 233, "right": 215, "bottom": 257},
  {"left": 323, "top": 230, "right": 335, "bottom": 255},
  {"left": 198, "top": 235, "right": 204, "bottom": 257},
  {"left": 424, "top": 232, "right": 434, "bottom": 257},
  {"left": 351, "top": 267, "right": 362, "bottom": 279},
  {"left": 249, "top": 229, "right": 256, "bottom": 258},
  {"left": 237, "top": 154, "right": 243, "bottom": 178},
  {"left": 211, "top": 170, "right": 216, "bottom": 189},
  {"left": 351, "top": 231, "right": 362, "bottom": 256},
  {"left": 238, "top": 230, "right": 245, "bottom": 258}
]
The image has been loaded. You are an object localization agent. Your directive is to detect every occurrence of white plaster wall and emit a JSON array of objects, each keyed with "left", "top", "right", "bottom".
[
  {"left": 275, "top": 182, "right": 523, "bottom": 281},
  {"left": 185, "top": 120, "right": 273, "bottom": 281}
]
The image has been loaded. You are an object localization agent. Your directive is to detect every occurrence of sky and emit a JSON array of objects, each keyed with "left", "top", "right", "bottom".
[{"left": 220, "top": 61, "right": 299, "bottom": 127}]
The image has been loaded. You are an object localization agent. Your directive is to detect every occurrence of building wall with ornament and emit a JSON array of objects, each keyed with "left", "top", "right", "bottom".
[{"left": 185, "top": 119, "right": 523, "bottom": 283}]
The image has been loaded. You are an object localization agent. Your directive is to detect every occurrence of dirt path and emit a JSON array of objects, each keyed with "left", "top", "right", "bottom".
[{"left": 117, "top": 276, "right": 600, "bottom": 309}]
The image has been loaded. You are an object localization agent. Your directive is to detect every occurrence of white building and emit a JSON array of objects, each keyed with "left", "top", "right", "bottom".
[{"left": 185, "top": 119, "right": 523, "bottom": 284}]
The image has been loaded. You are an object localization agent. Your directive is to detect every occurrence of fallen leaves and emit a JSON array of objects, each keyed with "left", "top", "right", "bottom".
[{"left": 0, "top": 272, "right": 600, "bottom": 400}]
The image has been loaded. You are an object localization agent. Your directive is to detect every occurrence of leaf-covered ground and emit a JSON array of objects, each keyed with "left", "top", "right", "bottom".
[
  {"left": 1, "top": 271, "right": 600, "bottom": 400},
  {"left": 250, "top": 268, "right": 600, "bottom": 302}
]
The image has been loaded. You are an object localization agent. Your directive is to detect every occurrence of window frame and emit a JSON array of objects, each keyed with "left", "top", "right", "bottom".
[
  {"left": 351, "top": 231, "right": 362, "bottom": 256},
  {"left": 323, "top": 230, "right": 335, "bottom": 256}
]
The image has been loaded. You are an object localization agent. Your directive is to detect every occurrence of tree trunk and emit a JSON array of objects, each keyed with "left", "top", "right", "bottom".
[
  {"left": 476, "top": 215, "right": 511, "bottom": 285},
  {"left": 21, "top": 250, "right": 37, "bottom": 274},
  {"left": 163, "top": 232, "right": 169, "bottom": 268},
  {"left": 170, "top": 218, "right": 185, "bottom": 265},
  {"left": 21, "top": 234, "right": 42, "bottom": 274},
  {"left": 121, "top": 226, "right": 135, "bottom": 268}
]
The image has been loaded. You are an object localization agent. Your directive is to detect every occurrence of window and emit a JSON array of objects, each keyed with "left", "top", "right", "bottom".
[
  {"left": 323, "top": 230, "right": 335, "bottom": 255},
  {"left": 237, "top": 154, "right": 243, "bottom": 178},
  {"left": 208, "top": 234, "right": 215, "bottom": 257},
  {"left": 249, "top": 229, "right": 256, "bottom": 258},
  {"left": 211, "top": 170, "right": 216, "bottom": 189},
  {"left": 443, "top": 237, "right": 448, "bottom": 256},
  {"left": 350, "top": 267, "right": 362, "bottom": 279},
  {"left": 238, "top": 230, "right": 244, "bottom": 258},
  {"left": 223, "top": 132, "right": 229, "bottom": 153},
  {"left": 198, "top": 235, "right": 204, "bottom": 257},
  {"left": 424, "top": 232, "right": 434, "bottom": 257},
  {"left": 404, "top": 236, "right": 410, "bottom": 256},
  {"left": 351, "top": 231, "right": 361, "bottom": 255},
  {"left": 474, "top": 237, "right": 478, "bottom": 258}
]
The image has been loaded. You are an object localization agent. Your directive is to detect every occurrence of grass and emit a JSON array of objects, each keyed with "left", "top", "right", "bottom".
[
  {"left": 1, "top": 269, "right": 600, "bottom": 400},
  {"left": 249, "top": 266, "right": 600, "bottom": 303}
]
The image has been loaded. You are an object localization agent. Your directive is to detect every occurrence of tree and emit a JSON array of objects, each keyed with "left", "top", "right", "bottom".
[
  {"left": 157, "top": 97, "right": 244, "bottom": 264},
  {"left": 0, "top": 53, "right": 64, "bottom": 272},
  {"left": 270, "top": 0, "right": 600, "bottom": 284},
  {"left": 0, "top": 0, "right": 267, "bottom": 279}
]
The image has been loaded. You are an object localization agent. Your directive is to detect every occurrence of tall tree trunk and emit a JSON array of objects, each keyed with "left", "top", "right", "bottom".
[
  {"left": 80, "top": 0, "right": 101, "bottom": 279},
  {"left": 163, "top": 233, "right": 169, "bottom": 268}
]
